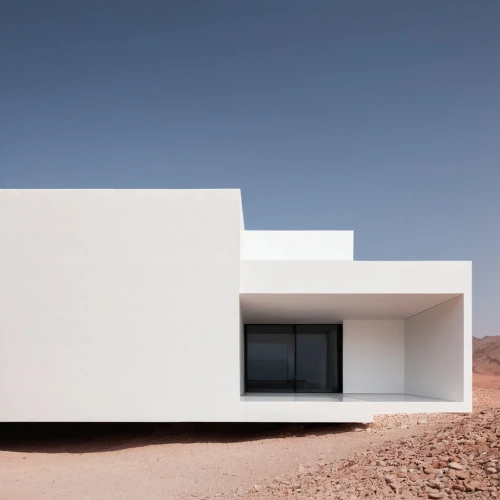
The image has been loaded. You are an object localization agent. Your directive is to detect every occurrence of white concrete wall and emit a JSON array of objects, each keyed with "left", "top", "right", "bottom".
[
  {"left": 343, "top": 320, "right": 405, "bottom": 393},
  {"left": 241, "top": 231, "right": 354, "bottom": 261},
  {"left": 405, "top": 296, "right": 467, "bottom": 402},
  {"left": 0, "top": 189, "right": 242, "bottom": 421}
]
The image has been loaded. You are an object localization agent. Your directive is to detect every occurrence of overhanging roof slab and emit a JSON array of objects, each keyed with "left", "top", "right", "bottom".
[{"left": 241, "top": 260, "right": 471, "bottom": 295}]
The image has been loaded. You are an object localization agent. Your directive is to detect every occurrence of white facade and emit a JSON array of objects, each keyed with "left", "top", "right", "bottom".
[{"left": 0, "top": 189, "right": 472, "bottom": 422}]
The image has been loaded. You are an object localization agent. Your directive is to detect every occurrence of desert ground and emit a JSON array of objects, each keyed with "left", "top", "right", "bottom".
[
  {"left": 1, "top": 336, "right": 499, "bottom": 500},
  {"left": 473, "top": 374, "right": 500, "bottom": 390}
]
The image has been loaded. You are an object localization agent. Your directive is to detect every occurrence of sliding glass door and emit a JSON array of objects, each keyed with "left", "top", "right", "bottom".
[{"left": 245, "top": 325, "right": 342, "bottom": 393}]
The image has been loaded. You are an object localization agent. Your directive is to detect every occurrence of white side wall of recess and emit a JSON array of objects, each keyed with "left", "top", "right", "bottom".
[
  {"left": 405, "top": 296, "right": 468, "bottom": 403},
  {"left": 343, "top": 320, "right": 405, "bottom": 393}
]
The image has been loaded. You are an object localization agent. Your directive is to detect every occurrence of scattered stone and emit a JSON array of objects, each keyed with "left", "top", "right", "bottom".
[
  {"left": 456, "top": 470, "right": 470, "bottom": 480},
  {"left": 428, "top": 479, "right": 443, "bottom": 489},
  {"left": 428, "top": 492, "right": 446, "bottom": 499},
  {"left": 236, "top": 389, "right": 500, "bottom": 500},
  {"left": 446, "top": 469, "right": 456, "bottom": 481},
  {"left": 424, "top": 467, "right": 441, "bottom": 474}
]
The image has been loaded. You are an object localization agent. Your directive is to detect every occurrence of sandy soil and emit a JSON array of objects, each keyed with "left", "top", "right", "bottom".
[
  {"left": 473, "top": 373, "right": 500, "bottom": 389},
  {"left": 0, "top": 421, "right": 428, "bottom": 500},
  {"left": 1, "top": 380, "right": 499, "bottom": 500}
]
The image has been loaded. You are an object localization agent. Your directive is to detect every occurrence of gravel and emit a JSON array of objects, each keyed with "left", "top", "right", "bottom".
[{"left": 238, "top": 388, "right": 500, "bottom": 499}]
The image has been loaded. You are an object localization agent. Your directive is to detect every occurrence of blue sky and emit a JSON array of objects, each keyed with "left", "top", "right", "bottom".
[{"left": 1, "top": 1, "right": 498, "bottom": 337}]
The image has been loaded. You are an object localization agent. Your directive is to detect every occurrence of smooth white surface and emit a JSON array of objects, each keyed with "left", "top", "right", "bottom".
[
  {"left": 405, "top": 296, "right": 467, "bottom": 403},
  {"left": 238, "top": 393, "right": 465, "bottom": 422},
  {"left": 0, "top": 189, "right": 472, "bottom": 422},
  {"left": 241, "top": 260, "right": 471, "bottom": 294},
  {"left": 241, "top": 231, "right": 353, "bottom": 261},
  {"left": 242, "top": 394, "right": 364, "bottom": 402},
  {"left": 343, "top": 320, "right": 405, "bottom": 393},
  {"left": 242, "top": 393, "right": 451, "bottom": 403},
  {"left": 240, "top": 293, "right": 460, "bottom": 323},
  {"left": 0, "top": 189, "right": 242, "bottom": 421},
  {"left": 238, "top": 400, "right": 374, "bottom": 422},
  {"left": 345, "top": 393, "right": 452, "bottom": 402}
]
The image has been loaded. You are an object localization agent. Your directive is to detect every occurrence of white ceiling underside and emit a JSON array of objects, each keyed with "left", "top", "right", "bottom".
[{"left": 240, "top": 293, "right": 461, "bottom": 323}]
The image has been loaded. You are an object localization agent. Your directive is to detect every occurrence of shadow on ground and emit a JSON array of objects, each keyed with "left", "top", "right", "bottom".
[{"left": 0, "top": 421, "right": 358, "bottom": 454}]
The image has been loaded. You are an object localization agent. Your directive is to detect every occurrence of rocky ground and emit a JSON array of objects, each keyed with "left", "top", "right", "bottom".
[
  {"left": 1, "top": 388, "right": 498, "bottom": 500},
  {"left": 238, "top": 388, "right": 500, "bottom": 499}
]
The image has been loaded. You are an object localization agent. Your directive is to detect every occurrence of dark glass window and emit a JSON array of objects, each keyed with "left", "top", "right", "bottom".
[
  {"left": 246, "top": 325, "right": 295, "bottom": 393},
  {"left": 245, "top": 325, "right": 342, "bottom": 393}
]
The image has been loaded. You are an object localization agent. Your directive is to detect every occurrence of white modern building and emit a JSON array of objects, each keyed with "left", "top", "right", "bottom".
[{"left": 0, "top": 189, "right": 472, "bottom": 423}]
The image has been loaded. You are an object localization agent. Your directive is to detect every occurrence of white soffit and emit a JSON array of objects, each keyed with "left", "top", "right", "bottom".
[{"left": 240, "top": 293, "right": 461, "bottom": 323}]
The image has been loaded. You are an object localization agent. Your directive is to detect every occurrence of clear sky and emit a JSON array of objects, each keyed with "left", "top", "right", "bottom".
[{"left": 1, "top": 1, "right": 499, "bottom": 337}]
